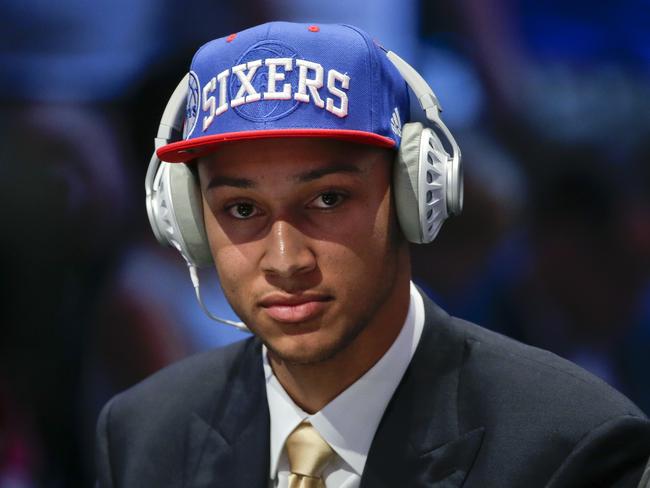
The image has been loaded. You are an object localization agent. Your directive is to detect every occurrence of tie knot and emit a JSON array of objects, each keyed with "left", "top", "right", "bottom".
[{"left": 285, "top": 422, "right": 335, "bottom": 480}]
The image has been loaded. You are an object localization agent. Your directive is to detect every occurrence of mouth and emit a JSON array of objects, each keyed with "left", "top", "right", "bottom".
[{"left": 258, "top": 293, "right": 333, "bottom": 323}]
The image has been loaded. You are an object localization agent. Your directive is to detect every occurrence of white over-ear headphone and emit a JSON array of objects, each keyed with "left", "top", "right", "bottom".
[{"left": 145, "top": 49, "right": 463, "bottom": 329}]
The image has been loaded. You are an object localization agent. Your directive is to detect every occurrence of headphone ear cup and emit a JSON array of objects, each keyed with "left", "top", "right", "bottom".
[
  {"left": 167, "top": 163, "right": 214, "bottom": 267},
  {"left": 394, "top": 122, "right": 426, "bottom": 243},
  {"left": 394, "top": 122, "right": 451, "bottom": 244},
  {"left": 148, "top": 158, "right": 213, "bottom": 267}
]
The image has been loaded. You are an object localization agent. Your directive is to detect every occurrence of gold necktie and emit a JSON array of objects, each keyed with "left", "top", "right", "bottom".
[{"left": 285, "top": 422, "right": 335, "bottom": 488}]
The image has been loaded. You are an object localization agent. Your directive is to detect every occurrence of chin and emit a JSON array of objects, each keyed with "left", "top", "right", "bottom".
[
  {"left": 265, "top": 333, "right": 347, "bottom": 366},
  {"left": 244, "top": 304, "right": 372, "bottom": 365}
]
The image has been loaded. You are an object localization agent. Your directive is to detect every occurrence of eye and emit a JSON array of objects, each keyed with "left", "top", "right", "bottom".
[
  {"left": 310, "top": 191, "right": 346, "bottom": 209},
  {"left": 226, "top": 201, "right": 260, "bottom": 219}
]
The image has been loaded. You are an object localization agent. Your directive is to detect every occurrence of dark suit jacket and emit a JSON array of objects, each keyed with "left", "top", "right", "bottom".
[
  {"left": 639, "top": 457, "right": 650, "bottom": 488},
  {"left": 96, "top": 294, "right": 650, "bottom": 487}
]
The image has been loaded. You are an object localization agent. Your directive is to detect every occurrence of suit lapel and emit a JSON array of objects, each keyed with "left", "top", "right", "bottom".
[
  {"left": 361, "top": 294, "right": 484, "bottom": 488},
  {"left": 184, "top": 338, "right": 270, "bottom": 488}
]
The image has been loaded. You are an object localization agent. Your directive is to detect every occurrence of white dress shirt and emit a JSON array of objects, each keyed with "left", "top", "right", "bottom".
[{"left": 264, "top": 282, "right": 425, "bottom": 488}]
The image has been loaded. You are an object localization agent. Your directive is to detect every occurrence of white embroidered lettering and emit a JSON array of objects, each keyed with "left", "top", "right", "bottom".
[
  {"left": 325, "top": 69, "right": 350, "bottom": 117},
  {"left": 264, "top": 58, "right": 293, "bottom": 100},
  {"left": 202, "top": 77, "right": 217, "bottom": 131},
  {"left": 294, "top": 60, "right": 325, "bottom": 108},
  {"left": 200, "top": 58, "right": 351, "bottom": 124},
  {"left": 231, "top": 60, "right": 263, "bottom": 107},
  {"left": 215, "top": 69, "right": 230, "bottom": 117}
]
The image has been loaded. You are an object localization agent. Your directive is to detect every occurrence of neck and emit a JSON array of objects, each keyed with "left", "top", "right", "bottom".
[{"left": 268, "top": 257, "right": 412, "bottom": 413}]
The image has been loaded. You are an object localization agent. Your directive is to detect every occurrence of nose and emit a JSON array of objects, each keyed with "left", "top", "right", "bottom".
[{"left": 260, "top": 220, "right": 316, "bottom": 279}]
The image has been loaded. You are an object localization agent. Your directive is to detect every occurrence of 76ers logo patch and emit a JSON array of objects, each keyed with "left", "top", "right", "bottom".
[
  {"left": 231, "top": 41, "right": 301, "bottom": 122},
  {"left": 183, "top": 71, "right": 200, "bottom": 139}
]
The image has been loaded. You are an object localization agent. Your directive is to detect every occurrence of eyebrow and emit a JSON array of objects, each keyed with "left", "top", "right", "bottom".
[
  {"left": 207, "top": 175, "right": 255, "bottom": 190},
  {"left": 294, "top": 163, "right": 362, "bottom": 183},
  {"left": 207, "top": 162, "right": 362, "bottom": 190}
]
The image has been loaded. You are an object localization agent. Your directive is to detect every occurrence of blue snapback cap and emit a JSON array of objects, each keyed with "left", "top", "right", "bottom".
[{"left": 157, "top": 21, "right": 410, "bottom": 163}]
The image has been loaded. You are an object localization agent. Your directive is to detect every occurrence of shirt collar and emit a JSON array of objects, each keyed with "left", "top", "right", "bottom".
[{"left": 263, "top": 282, "right": 425, "bottom": 477}]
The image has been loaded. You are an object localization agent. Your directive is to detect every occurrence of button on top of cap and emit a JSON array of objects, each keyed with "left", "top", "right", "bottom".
[
  {"left": 226, "top": 33, "right": 237, "bottom": 42},
  {"left": 308, "top": 25, "right": 320, "bottom": 32}
]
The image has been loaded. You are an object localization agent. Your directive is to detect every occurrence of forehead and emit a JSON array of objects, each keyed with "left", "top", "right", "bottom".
[{"left": 196, "top": 138, "right": 393, "bottom": 182}]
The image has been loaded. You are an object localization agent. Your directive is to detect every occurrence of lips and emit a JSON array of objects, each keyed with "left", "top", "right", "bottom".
[{"left": 258, "top": 293, "right": 332, "bottom": 323}]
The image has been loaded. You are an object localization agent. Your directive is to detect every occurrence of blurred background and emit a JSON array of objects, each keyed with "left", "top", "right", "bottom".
[{"left": 1, "top": 0, "right": 649, "bottom": 486}]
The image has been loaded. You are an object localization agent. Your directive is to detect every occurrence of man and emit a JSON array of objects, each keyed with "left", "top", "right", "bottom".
[{"left": 96, "top": 22, "right": 650, "bottom": 487}]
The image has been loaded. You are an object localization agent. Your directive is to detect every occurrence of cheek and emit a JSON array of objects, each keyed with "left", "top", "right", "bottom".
[
  {"left": 211, "top": 243, "right": 261, "bottom": 326},
  {"left": 203, "top": 205, "right": 257, "bottom": 296},
  {"left": 358, "top": 166, "right": 396, "bottom": 247},
  {"left": 212, "top": 241, "right": 259, "bottom": 287},
  {"left": 373, "top": 186, "right": 396, "bottom": 239},
  {"left": 318, "top": 191, "right": 397, "bottom": 281},
  {"left": 358, "top": 185, "right": 398, "bottom": 257}
]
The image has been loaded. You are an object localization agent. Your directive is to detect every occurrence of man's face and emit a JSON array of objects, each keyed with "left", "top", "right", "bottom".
[{"left": 197, "top": 138, "right": 409, "bottom": 365}]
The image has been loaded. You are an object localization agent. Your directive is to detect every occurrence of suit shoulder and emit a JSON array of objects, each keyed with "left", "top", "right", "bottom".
[
  {"left": 447, "top": 315, "right": 647, "bottom": 421},
  {"left": 107, "top": 337, "right": 258, "bottom": 422},
  {"left": 95, "top": 337, "right": 264, "bottom": 484},
  {"left": 438, "top": 315, "right": 650, "bottom": 486}
]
